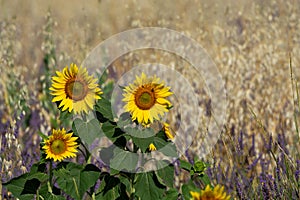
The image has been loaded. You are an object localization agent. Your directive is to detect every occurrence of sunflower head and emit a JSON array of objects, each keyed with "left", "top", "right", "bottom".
[
  {"left": 42, "top": 128, "right": 79, "bottom": 162},
  {"left": 50, "top": 63, "right": 103, "bottom": 114},
  {"left": 190, "top": 185, "right": 230, "bottom": 200},
  {"left": 122, "top": 73, "right": 173, "bottom": 126}
]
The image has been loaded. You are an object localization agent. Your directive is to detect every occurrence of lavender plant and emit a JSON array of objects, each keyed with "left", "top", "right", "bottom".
[
  {"left": 2, "top": 2, "right": 299, "bottom": 199},
  {"left": 204, "top": 58, "right": 300, "bottom": 199},
  {"left": 3, "top": 65, "right": 228, "bottom": 200}
]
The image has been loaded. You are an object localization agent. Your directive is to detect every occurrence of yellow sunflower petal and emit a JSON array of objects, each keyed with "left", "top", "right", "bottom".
[
  {"left": 42, "top": 129, "right": 78, "bottom": 162},
  {"left": 50, "top": 63, "right": 102, "bottom": 114},
  {"left": 149, "top": 143, "right": 156, "bottom": 151},
  {"left": 122, "top": 73, "right": 172, "bottom": 126},
  {"left": 195, "top": 185, "right": 230, "bottom": 200}
]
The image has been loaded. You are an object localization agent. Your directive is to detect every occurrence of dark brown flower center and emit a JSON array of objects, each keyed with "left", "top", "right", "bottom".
[
  {"left": 134, "top": 86, "right": 156, "bottom": 110},
  {"left": 50, "top": 139, "right": 66, "bottom": 155},
  {"left": 65, "top": 78, "right": 88, "bottom": 101}
]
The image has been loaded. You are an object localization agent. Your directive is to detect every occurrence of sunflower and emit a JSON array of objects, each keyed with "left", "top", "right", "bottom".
[
  {"left": 122, "top": 73, "right": 172, "bottom": 126},
  {"left": 50, "top": 63, "right": 102, "bottom": 114},
  {"left": 190, "top": 185, "right": 230, "bottom": 200},
  {"left": 42, "top": 128, "right": 79, "bottom": 162},
  {"left": 149, "top": 143, "right": 157, "bottom": 151},
  {"left": 163, "top": 122, "right": 174, "bottom": 140}
]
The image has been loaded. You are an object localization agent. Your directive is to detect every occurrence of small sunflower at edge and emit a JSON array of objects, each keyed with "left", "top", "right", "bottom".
[{"left": 190, "top": 185, "right": 230, "bottom": 200}]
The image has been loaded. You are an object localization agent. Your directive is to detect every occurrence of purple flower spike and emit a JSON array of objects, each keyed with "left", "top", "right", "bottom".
[
  {"left": 236, "top": 178, "right": 245, "bottom": 200},
  {"left": 185, "top": 150, "right": 193, "bottom": 165},
  {"left": 295, "top": 159, "right": 300, "bottom": 181}
]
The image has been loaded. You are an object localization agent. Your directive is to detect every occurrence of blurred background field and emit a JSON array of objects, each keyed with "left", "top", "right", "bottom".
[{"left": 1, "top": 0, "right": 300, "bottom": 199}]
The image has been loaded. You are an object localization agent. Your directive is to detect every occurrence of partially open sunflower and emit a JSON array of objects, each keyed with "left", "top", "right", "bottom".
[
  {"left": 163, "top": 122, "right": 174, "bottom": 140},
  {"left": 148, "top": 143, "right": 157, "bottom": 151},
  {"left": 122, "top": 73, "right": 173, "bottom": 126},
  {"left": 50, "top": 63, "right": 102, "bottom": 114},
  {"left": 42, "top": 128, "right": 79, "bottom": 162},
  {"left": 190, "top": 185, "right": 230, "bottom": 200}
]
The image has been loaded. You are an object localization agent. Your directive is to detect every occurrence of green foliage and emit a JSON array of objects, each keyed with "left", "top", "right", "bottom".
[
  {"left": 191, "top": 160, "right": 207, "bottom": 176},
  {"left": 155, "top": 161, "right": 174, "bottom": 187},
  {"left": 37, "top": 183, "right": 65, "bottom": 200},
  {"left": 181, "top": 160, "right": 212, "bottom": 199},
  {"left": 96, "top": 173, "right": 129, "bottom": 200},
  {"left": 110, "top": 148, "right": 138, "bottom": 172},
  {"left": 3, "top": 163, "right": 47, "bottom": 199},
  {"left": 153, "top": 136, "right": 178, "bottom": 157},
  {"left": 95, "top": 98, "right": 114, "bottom": 121},
  {"left": 101, "top": 121, "right": 125, "bottom": 143},
  {"left": 162, "top": 188, "right": 179, "bottom": 200},
  {"left": 73, "top": 118, "right": 104, "bottom": 146},
  {"left": 125, "top": 127, "right": 155, "bottom": 152},
  {"left": 180, "top": 160, "right": 193, "bottom": 171},
  {"left": 3, "top": 68, "right": 215, "bottom": 200},
  {"left": 182, "top": 180, "right": 200, "bottom": 200},
  {"left": 53, "top": 162, "right": 101, "bottom": 200},
  {"left": 134, "top": 172, "right": 165, "bottom": 200}
]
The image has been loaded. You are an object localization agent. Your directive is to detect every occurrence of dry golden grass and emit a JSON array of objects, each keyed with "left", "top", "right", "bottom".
[{"left": 1, "top": 0, "right": 300, "bottom": 188}]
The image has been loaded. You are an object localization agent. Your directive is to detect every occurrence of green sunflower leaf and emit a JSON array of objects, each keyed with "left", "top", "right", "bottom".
[
  {"left": 153, "top": 137, "right": 178, "bottom": 158},
  {"left": 131, "top": 136, "right": 154, "bottom": 153},
  {"left": 96, "top": 175, "right": 120, "bottom": 200},
  {"left": 125, "top": 127, "right": 155, "bottom": 152},
  {"left": 117, "top": 112, "right": 132, "bottom": 128},
  {"left": 180, "top": 159, "right": 193, "bottom": 172},
  {"left": 124, "top": 127, "right": 156, "bottom": 138},
  {"left": 2, "top": 163, "right": 47, "bottom": 199},
  {"left": 37, "top": 183, "right": 65, "bottom": 200},
  {"left": 162, "top": 188, "right": 179, "bottom": 200},
  {"left": 40, "top": 193, "right": 66, "bottom": 200},
  {"left": 155, "top": 161, "right": 174, "bottom": 187},
  {"left": 156, "top": 130, "right": 168, "bottom": 140},
  {"left": 2, "top": 174, "right": 35, "bottom": 199},
  {"left": 102, "top": 80, "right": 114, "bottom": 98},
  {"left": 181, "top": 180, "right": 200, "bottom": 200},
  {"left": 73, "top": 118, "right": 104, "bottom": 146},
  {"left": 119, "top": 174, "right": 132, "bottom": 194},
  {"left": 110, "top": 148, "right": 138, "bottom": 172},
  {"left": 95, "top": 98, "right": 114, "bottom": 121},
  {"left": 134, "top": 172, "right": 164, "bottom": 200},
  {"left": 102, "top": 121, "right": 115, "bottom": 137},
  {"left": 198, "top": 174, "right": 211, "bottom": 186},
  {"left": 99, "top": 145, "right": 116, "bottom": 166},
  {"left": 96, "top": 174, "right": 129, "bottom": 200},
  {"left": 53, "top": 162, "right": 101, "bottom": 200}
]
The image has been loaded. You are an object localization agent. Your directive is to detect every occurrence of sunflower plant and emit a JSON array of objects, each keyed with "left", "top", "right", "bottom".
[{"left": 3, "top": 65, "right": 230, "bottom": 200}]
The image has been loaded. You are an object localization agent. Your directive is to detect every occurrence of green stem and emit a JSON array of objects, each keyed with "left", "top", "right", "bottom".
[
  {"left": 78, "top": 147, "right": 87, "bottom": 159},
  {"left": 73, "top": 178, "right": 80, "bottom": 199},
  {"left": 49, "top": 161, "right": 53, "bottom": 188},
  {"left": 130, "top": 173, "right": 135, "bottom": 200},
  {"left": 133, "top": 142, "right": 139, "bottom": 153},
  {"left": 92, "top": 192, "right": 96, "bottom": 200},
  {"left": 89, "top": 179, "right": 98, "bottom": 200},
  {"left": 36, "top": 188, "right": 40, "bottom": 200},
  {"left": 82, "top": 113, "right": 87, "bottom": 122},
  {"left": 80, "top": 141, "right": 91, "bottom": 163}
]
